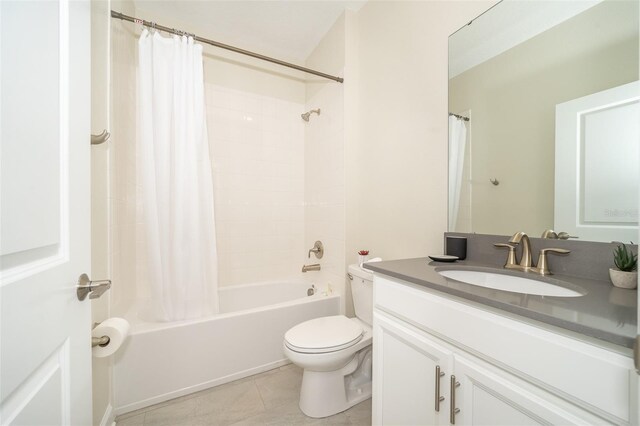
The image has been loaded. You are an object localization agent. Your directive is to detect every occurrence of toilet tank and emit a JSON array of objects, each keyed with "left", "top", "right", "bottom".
[{"left": 348, "top": 264, "right": 374, "bottom": 326}]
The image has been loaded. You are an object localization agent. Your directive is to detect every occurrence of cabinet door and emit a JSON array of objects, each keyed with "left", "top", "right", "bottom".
[
  {"left": 373, "top": 312, "right": 452, "bottom": 426},
  {"left": 453, "top": 354, "right": 607, "bottom": 426}
]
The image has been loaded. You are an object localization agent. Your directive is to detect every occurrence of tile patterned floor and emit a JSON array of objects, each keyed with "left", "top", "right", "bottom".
[{"left": 115, "top": 364, "right": 372, "bottom": 426}]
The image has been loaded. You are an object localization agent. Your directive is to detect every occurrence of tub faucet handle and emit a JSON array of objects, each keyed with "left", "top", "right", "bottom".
[{"left": 308, "top": 240, "right": 324, "bottom": 259}]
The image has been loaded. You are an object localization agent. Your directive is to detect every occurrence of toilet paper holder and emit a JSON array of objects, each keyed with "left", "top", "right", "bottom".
[
  {"left": 92, "top": 335, "right": 110, "bottom": 347},
  {"left": 77, "top": 273, "right": 112, "bottom": 301},
  {"left": 91, "top": 318, "right": 130, "bottom": 357},
  {"left": 92, "top": 322, "right": 111, "bottom": 347}
]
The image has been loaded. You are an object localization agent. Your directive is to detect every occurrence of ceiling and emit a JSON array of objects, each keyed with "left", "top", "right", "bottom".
[
  {"left": 449, "top": 0, "right": 603, "bottom": 78},
  {"left": 133, "top": 0, "right": 366, "bottom": 63}
]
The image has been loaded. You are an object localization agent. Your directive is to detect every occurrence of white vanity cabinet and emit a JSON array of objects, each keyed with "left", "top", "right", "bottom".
[
  {"left": 373, "top": 312, "right": 452, "bottom": 425},
  {"left": 372, "top": 275, "right": 637, "bottom": 426}
]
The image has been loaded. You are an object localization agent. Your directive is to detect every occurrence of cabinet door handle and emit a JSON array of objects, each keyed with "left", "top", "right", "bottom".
[
  {"left": 435, "top": 365, "right": 445, "bottom": 411},
  {"left": 450, "top": 375, "right": 460, "bottom": 424}
]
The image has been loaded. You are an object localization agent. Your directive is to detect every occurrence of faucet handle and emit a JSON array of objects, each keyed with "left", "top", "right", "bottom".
[
  {"left": 494, "top": 243, "right": 518, "bottom": 269},
  {"left": 542, "top": 229, "right": 578, "bottom": 240},
  {"left": 557, "top": 232, "right": 578, "bottom": 240},
  {"left": 308, "top": 240, "right": 324, "bottom": 259},
  {"left": 535, "top": 248, "right": 571, "bottom": 275},
  {"left": 541, "top": 229, "right": 558, "bottom": 239}
]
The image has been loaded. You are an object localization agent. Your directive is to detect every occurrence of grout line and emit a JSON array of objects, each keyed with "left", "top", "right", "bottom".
[{"left": 253, "top": 378, "right": 268, "bottom": 410}]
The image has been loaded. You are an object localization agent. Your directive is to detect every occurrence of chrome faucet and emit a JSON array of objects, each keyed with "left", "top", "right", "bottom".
[{"left": 509, "top": 231, "right": 533, "bottom": 270}]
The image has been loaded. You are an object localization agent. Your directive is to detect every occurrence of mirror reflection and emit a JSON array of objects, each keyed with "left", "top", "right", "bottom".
[{"left": 448, "top": 0, "right": 639, "bottom": 242}]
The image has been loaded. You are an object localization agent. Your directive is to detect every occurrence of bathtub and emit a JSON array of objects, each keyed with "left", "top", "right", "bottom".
[{"left": 113, "top": 281, "right": 340, "bottom": 415}]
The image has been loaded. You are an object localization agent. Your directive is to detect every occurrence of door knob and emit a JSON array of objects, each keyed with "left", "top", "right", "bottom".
[{"left": 76, "top": 273, "right": 111, "bottom": 301}]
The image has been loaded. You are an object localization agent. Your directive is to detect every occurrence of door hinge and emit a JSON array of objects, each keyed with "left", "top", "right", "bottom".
[{"left": 634, "top": 335, "right": 640, "bottom": 374}]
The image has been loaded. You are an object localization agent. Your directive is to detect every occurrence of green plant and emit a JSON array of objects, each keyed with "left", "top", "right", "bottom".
[{"left": 613, "top": 243, "right": 637, "bottom": 272}]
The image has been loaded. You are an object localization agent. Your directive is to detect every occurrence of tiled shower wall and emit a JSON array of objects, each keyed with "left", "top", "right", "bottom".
[
  {"left": 303, "top": 13, "right": 347, "bottom": 311},
  {"left": 206, "top": 85, "right": 306, "bottom": 286},
  {"left": 304, "top": 82, "right": 345, "bottom": 298}
]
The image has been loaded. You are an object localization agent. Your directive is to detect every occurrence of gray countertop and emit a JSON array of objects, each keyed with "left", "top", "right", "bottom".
[{"left": 363, "top": 258, "right": 637, "bottom": 349}]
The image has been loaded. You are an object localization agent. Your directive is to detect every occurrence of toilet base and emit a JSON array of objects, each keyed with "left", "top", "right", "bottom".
[{"left": 298, "top": 347, "right": 372, "bottom": 418}]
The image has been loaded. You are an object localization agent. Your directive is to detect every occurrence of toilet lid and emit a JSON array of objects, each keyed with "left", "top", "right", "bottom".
[{"left": 285, "top": 315, "right": 364, "bottom": 354}]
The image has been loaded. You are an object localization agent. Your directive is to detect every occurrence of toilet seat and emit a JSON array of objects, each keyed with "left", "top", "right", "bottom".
[{"left": 284, "top": 315, "right": 363, "bottom": 354}]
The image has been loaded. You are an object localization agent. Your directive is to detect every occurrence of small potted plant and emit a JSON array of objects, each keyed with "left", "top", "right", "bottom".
[
  {"left": 609, "top": 243, "right": 638, "bottom": 289},
  {"left": 358, "top": 250, "right": 369, "bottom": 265}
]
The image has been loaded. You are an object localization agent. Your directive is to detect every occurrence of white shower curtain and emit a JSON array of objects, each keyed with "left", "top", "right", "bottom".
[
  {"left": 137, "top": 30, "right": 219, "bottom": 321},
  {"left": 448, "top": 115, "right": 468, "bottom": 231}
]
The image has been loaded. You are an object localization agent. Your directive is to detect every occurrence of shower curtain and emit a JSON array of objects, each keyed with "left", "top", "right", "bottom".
[
  {"left": 448, "top": 115, "right": 468, "bottom": 231},
  {"left": 137, "top": 29, "right": 219, "bottom": 321}
]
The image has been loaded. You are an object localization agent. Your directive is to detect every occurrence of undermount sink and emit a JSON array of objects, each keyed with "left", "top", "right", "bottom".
[{"left": 437, "top": 269, "right": 584, "bottom": 297}]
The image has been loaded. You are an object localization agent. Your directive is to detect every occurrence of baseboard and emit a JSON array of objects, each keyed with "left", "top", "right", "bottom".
[
  {"left": 99, "top": 403, "right": 115, "bottom": 426},
  {"left": 113, "top": 358, "right": 290, "bottom": 417}
]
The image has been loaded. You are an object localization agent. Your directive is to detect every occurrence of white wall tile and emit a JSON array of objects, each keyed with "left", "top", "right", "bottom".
[
  {"left": 209, "top": 85, "right": 306, "bottom": 286},
  {"left": 304, "top": 74, "right": 346, "bottom": 313}
]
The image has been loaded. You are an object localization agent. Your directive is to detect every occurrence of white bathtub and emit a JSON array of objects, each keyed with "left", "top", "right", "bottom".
[{"left": 113, "top": 281, "right": 340, "bottom": 415}]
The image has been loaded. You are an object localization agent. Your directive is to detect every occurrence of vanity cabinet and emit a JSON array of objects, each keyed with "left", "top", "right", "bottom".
[
  {"left": 372, "top": 275, "right": 637, "bottom": 426},
  {"left": 373, "top": 312, "right": 452, "bottom": 425}
]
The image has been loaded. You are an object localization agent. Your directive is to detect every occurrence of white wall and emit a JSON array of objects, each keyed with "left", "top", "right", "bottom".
[
  {"left": 109, "top": 2, "right": 138, "bottom": 321},
  {"left": 304, "top": 13, "right": 347, "bottom": 311},
  {"left": 90, "top": 0, "right": 136, "bottom": 424},
  {"left": 301, "top": 2, "right": 496, "bottom": 316},
  {"left": 346, "top": 1, "right": 495, "bottom": 267}
]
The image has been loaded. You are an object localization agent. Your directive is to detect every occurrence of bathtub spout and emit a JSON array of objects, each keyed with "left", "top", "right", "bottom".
[{"left": 302, "top": 264, "right": 321, "bottom": 272}]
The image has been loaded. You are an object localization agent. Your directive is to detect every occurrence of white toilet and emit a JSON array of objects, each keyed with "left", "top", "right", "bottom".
[{"left": 283, "top": 264, "right": 373, "bottom": 418}]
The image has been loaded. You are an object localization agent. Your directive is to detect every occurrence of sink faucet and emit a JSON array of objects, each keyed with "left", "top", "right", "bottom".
[
  {"left": 495, "top": 231, "right": 571, "bottom": 275},
  {"left": 509, "top": 231, "right": 533, "bottom": 270}
]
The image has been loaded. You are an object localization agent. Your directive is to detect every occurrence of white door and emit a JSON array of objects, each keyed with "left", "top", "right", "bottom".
[
  {"left": 555, "top": 81, "right": 639, "bottom": 243},
  {"left": 373, "top": 312, "right": 452, "bottom": 426},
  {"left": 0, "top": 1, "right": 92, "bottom": 425}
]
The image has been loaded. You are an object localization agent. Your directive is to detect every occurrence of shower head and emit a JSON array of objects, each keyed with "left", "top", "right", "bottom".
[{"left": 301, "top": 108, "right": 321, "bottom": 122}]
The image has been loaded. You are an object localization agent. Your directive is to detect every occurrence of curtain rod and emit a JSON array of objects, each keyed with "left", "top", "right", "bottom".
[
  {"left": 449, "top": 112, "right": 470, "bottom": 121},
  {"left": 111, "top": 11, "right": 344, "bottom": 84}
]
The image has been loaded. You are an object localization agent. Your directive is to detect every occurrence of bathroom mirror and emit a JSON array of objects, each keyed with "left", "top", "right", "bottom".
[{"left": 448, "top": 0, "right": 639, "bottom": 243}]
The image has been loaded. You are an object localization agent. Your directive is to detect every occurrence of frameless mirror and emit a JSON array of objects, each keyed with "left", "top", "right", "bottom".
[{"left": 448, "top": 0, "right": 639, "bottom": 242}]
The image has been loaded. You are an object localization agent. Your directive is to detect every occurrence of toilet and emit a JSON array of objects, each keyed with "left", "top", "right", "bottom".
[{"left": 283, "top": 264, "right": 374, "bottom": 418}]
